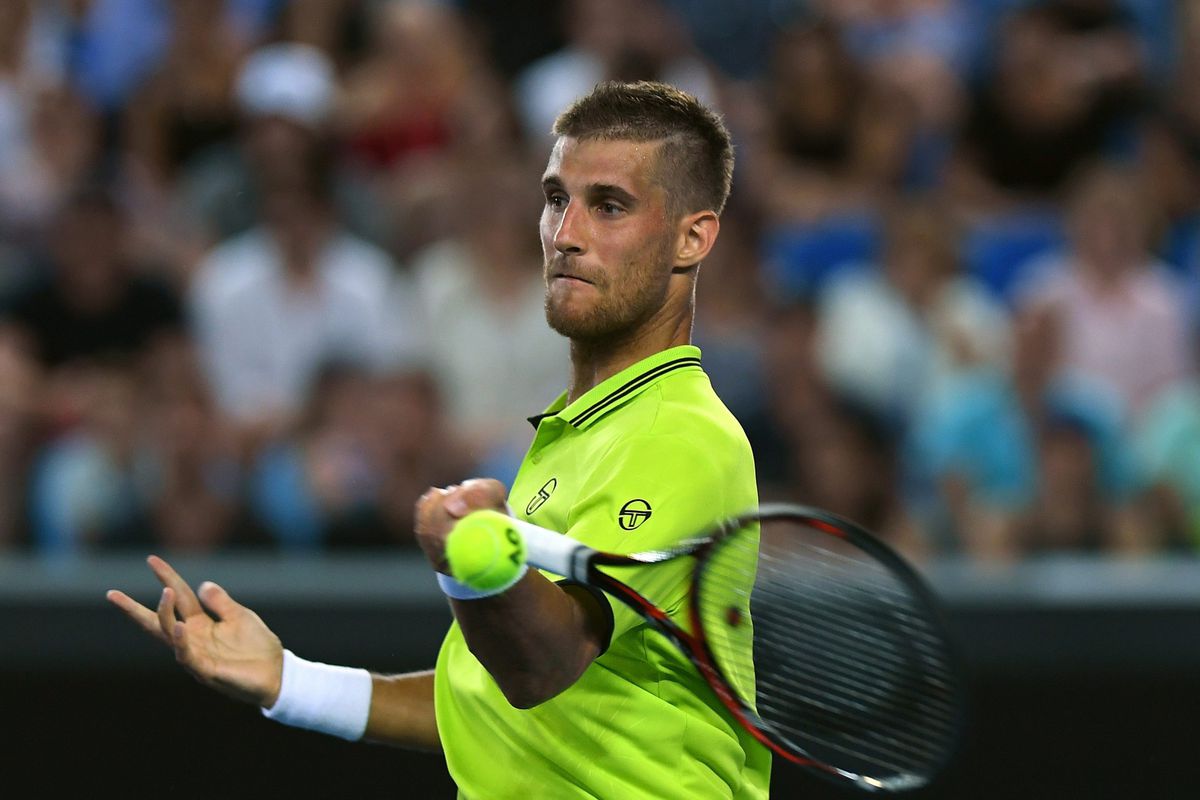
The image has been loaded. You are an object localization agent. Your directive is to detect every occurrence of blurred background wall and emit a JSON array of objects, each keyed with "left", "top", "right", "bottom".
[{"left": 0, "top": 0, "right": 1198, "bottom": 797}]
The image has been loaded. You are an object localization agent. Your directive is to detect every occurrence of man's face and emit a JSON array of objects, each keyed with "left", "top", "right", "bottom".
[{"left": 540, "top": 136, "right": 677, "bottom": 342}]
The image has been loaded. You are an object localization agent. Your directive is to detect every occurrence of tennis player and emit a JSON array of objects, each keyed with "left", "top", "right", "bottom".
[{"left": 108, "top": 81, "right": 771, "bottom": 798}]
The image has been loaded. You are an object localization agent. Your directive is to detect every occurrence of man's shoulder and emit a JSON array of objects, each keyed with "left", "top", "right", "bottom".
[
  {"left": 646, "top": 370, "right": 752, "bottom": 449},
  {"left": 594, "top": 373, "right": 754, "bottom": 478}
]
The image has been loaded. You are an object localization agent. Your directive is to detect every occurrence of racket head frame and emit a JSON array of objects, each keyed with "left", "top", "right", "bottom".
[
  {"left": 571, "top": 503, "right": 966, "bottom": 793},
  {"left": 689, "top": 503, "right": 967, "bottom": 791}
]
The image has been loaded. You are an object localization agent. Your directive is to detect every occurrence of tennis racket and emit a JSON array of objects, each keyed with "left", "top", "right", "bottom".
[{"left": 449, "top": 504, "right": 965, "bottom": 793}]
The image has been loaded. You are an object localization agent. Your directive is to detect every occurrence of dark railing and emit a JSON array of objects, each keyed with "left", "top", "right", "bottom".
[{"left": 3, "top": 552, "right": 1197, "bottom": 798}]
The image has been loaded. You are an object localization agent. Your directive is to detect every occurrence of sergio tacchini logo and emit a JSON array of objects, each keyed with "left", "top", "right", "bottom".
[
  {"left": 618, "top": 499, "right": 652, "bottom": 530},
  {"left": 526, "top": 478, "right": 557, "bottom": 515}
]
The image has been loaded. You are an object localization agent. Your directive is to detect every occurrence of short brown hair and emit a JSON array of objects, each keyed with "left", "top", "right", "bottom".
[{"left": 552, "top": 80, "right": 734, "bottom": 217}]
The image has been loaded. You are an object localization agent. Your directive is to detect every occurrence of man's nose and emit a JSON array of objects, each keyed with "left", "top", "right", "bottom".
[{"left": 553, "top": 201, "right": 586, "bottom": 254}]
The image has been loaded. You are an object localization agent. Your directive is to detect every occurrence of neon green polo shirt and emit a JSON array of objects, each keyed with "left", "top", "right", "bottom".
[{"left": 434, "top": 345, "right": 772, "bottom": 799}]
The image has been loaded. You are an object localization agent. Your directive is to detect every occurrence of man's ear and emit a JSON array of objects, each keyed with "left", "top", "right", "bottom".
[{"left": 673, "top": 211, "right": 720, "bottom": 268}]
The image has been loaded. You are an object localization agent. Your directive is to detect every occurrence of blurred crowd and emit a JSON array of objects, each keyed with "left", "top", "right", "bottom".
[{"left": 0, "top": 0, "right": 1197, "bottom": 563}]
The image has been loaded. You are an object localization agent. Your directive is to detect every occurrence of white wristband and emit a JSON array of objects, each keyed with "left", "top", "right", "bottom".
[
  {"left": 261, "top": 650, "right": 372, "bottom": 740},
  {"left": 437, "top": 564, "right": 528, "bottom": 600}
]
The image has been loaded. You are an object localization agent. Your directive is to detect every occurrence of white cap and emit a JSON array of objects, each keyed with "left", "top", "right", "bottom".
[{"left": 235, "top": 43, "right": 336, "bottom": 128}]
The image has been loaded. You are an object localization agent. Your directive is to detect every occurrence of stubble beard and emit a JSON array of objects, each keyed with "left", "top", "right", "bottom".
[{"left": 543, "top": 249, "right": 672, "bottom": 345}]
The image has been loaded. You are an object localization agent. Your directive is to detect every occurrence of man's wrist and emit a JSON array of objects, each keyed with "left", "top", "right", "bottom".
[
  {"left": 437, "top": 565, "right": 529, "bottom": 600},
  {"left": 263, "top": 649, "right": 284, "bottom": 708},
  {"left": 261, "top": 650, "right": 372, "bottom": 740}
]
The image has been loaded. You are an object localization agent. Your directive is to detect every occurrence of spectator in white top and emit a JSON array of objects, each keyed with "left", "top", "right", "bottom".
[
  {"left": 1015, "top": 161, "right": 1191, "bottom": 416},
  {"left": 815, "top": 196, "right": 1011, "bottom": 422},
  {"left": 190, "top": 146, "right": 419, "bottom": 453},
  {"left": 408, "top": 156, "right": 566, "bottom": 482}
]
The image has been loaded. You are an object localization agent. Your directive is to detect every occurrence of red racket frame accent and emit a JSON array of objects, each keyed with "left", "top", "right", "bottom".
[
  {"left": 585, "top": 533, "right": 840, "bottom": 777},
  {"left": 582, "top": 504, "right": 964, "bottom": 791}
]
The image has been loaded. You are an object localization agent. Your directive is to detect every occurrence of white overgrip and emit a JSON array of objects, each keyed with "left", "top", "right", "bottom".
[{"left": 507, "top": 517, "right": 589, "bottom": 580}]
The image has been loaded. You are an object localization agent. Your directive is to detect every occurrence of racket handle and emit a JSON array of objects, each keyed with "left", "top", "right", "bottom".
[{"left": 507, "top": 517, "right": 589, "bottom": 581}]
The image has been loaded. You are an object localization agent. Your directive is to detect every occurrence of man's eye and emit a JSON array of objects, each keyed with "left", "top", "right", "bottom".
[
  {"left": 599, "top": 202, "right": 623, "bottom": 215},
  {"left": 546, "top": 194, "right": 567, "bottom": 209}
]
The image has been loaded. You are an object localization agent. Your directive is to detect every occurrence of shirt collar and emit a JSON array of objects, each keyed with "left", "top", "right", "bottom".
[{"left": 527, "top": 345, "right": 703, "bottom": 430}]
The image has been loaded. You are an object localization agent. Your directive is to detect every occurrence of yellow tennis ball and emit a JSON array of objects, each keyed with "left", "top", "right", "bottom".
[{"left": 446, "top": 510, "right": 527, "bottom": 591}]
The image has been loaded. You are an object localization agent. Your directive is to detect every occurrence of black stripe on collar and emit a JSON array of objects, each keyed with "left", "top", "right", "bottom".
[{"left": 568, "top": 356, "right": 701, "bottom": 427}]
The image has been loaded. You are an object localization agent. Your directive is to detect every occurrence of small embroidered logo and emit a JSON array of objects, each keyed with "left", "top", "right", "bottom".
[
  {"left": 526, "top": 478, "right": 557, "bottom": 515},
  {"left": 618, "top": 499, "right": 652, "bottom": 531}
]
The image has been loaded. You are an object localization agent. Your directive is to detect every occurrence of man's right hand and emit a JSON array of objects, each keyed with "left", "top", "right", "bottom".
[
  {"left": 414, "top": 478, "right": 510, "bottom": 574},
  {"left": 107, "top": 555, "right": 285, "bottom": 708}
]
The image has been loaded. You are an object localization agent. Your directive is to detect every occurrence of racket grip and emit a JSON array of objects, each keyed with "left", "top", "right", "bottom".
[{"left": 507, "top": 517, "right": 589, "bottom": 581}]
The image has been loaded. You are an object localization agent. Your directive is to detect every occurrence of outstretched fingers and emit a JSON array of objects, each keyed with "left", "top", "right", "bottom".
[
  {"left": 106, "top": 556, "right": 206, "bottom": 646},
  {"left": 146, "top": 555, "right": 204, "bottom": 618},
  {"left": 106, "top": 589, "right": 170, "bottom": 644},
  {"left": 161, "top": 593, "right": 208, "bottom": 679},
  {"left": 109, "top": 562, "right": 285, "bottom": 707},
  {"left": 157, "top": 586, "right": 180, "bottom": 642},
  {"left": 197, "top": 581, "right": 241, "bottom": 621}
]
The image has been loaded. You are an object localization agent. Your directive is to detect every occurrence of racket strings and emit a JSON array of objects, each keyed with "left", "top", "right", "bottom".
[
  {"left": 752, "top": 574, "right": 955, "bottom": 691},
  {"left": 726, "top": 589, "right": 952, "bottom": 771},
  {"left": 752, "top": 628, "right": 958, "bottom": 725},
  {"left": 757, "top": 543, "right": 950, "bottom": 656},
  {"left": 698, "top": 518, "right": 960, "bottom": 783},
  {"left": 752, "top": 696, "right": 932, "bottom": 774},
  {"left": 753, "top": 575, "right": 937, "bottom": 663},
  {"left": 751, "top": 604, "right": 950, "bottom": 708},
  {"left": 755, "top": 565, "right": 955, "bottom": 756}
]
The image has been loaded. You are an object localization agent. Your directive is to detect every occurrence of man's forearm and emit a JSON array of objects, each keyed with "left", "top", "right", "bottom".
[
  {"left": 451, "top": 570, "right": 604, "bottom": 709},
  {"left": 365, "top": 671, "right": 441, "bottom": 751}
]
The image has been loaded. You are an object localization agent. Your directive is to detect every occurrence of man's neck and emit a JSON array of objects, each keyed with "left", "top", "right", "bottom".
[{"left": 565, "top": 308, "right": 693, "bottom": 403}]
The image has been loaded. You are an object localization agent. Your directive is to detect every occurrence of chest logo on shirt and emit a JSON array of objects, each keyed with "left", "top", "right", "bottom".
[
  {"left": 526, "top": 478, "right": 557, "bottom": 515},
  {"left": 618, "top": 499, "right": 652, "bottom": 531}
]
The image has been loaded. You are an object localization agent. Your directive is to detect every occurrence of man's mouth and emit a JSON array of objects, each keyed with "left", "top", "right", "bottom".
[{"left": 552, "top": 272, "right": 593, "bottom": 285}]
